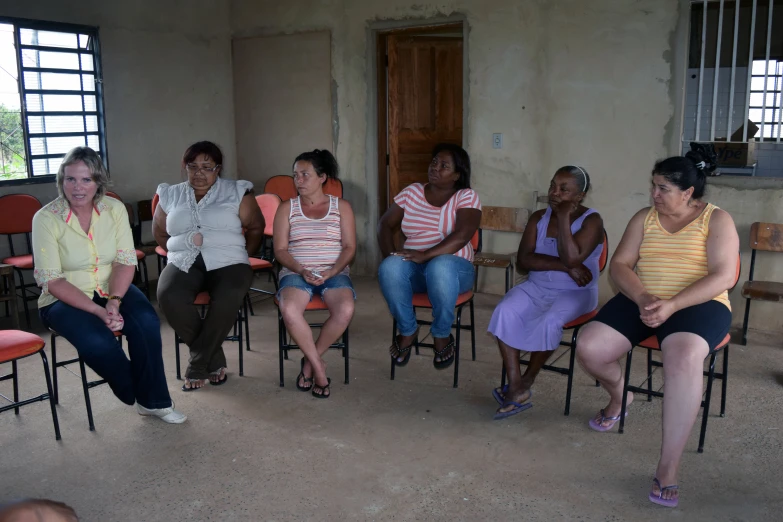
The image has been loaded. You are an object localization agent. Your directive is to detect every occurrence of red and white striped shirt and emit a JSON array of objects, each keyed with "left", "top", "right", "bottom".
[{"left": 394, "top": 183, "right": 482, "bottom": 262}]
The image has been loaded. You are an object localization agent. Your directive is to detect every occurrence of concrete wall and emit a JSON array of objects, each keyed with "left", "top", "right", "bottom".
[
  {"left": 0, "top": 0, "right": 235, "bottom": 260},
  {"left": 230, "top": 0, "right": 783, "bottom": 335}
]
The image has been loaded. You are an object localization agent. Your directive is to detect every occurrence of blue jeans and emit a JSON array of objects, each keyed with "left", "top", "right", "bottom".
[
  {"left": 378, "top": 254, "right": 474, "bottom": 338},
  {"left": 277, "top": 274, "right": 356, "bottom": 301},
  {"left": 39, "top": 285, "right": 172, "bottom": 409}
]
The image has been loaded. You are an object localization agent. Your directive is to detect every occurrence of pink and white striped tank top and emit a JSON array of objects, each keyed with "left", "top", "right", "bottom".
[
  {"left": 279, "top": 195, "right": 349, "bottom": 279},
  {"left": 394, "top": 183, "right": 482, "bottom": 262}
]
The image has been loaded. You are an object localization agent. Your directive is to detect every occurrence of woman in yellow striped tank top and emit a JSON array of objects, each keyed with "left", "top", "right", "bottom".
[
  {"left": 577, "top": 150, "right": 739, "bottom": 508},
  {"left": 274, "top": 150, "right": 356, "bottom": 399}
]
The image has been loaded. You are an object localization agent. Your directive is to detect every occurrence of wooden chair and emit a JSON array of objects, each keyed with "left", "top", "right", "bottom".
[
  {"left": 500, "top": 230, "right": 609, "bottom": 415},
  {"left": 0, "top": 194, "right": 42, "bottom": 329},
  {"left": 473, "top": 206, "right": 531, "bottom": 294},
  {"left": 390, "top": 231, "right": 480, "bottom": 388},
  {"left": 263, "top": 175, "right": 298, "bottom": 201},
  {"left": 275, "top": 295, "right": 350, "bottom": 387},
  {"left": 0, "top": 330, "right": 60, "bottom": 440},
  {"left": 618, "top": 252, "right": 742, "bottom": 453},
  {"left": 741, "top": 222, "right": 783, "bottom": 345}
]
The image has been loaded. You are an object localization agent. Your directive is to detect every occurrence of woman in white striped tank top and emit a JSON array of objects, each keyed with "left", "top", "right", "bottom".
[{"left": 273, "top": 150, "right": 356, "bottom": 399}]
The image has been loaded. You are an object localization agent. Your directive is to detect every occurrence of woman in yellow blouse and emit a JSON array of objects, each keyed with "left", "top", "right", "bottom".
[
  {"left": 33, "top": 147, "right": 186, "bottom": 424},
  {"left": 577, "top": 150, "right": 738, "bottom": 507}
]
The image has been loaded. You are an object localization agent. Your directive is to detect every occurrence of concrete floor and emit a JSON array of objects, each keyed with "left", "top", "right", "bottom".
[{"left": 1, "top": 276, "right": 782, "bottom": 521}]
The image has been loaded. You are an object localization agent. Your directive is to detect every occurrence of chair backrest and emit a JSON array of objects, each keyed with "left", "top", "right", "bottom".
[
  {"left": 264, "top": 175, "right": 298, "bottom": 201},
  {"left": 598, "top": 230, "right": 609, "bottom": 272},
  {"left": 731, "top": 251, "right": 742, "bottom": 290},
  {"left": 323, "top": 178, "right": 343, "bottom": 198},
  {"left": 151, "top": 193, "right": 160, "bottom": 216},
  {"left": 479, "top": 206, "right": 530, "bottom": 233},
  {"left": 0, "top": 194, "right": 42, "bottom": 235},
  {"left": 255, "top": 193, "right": 280, "bottom": 236},
  {"left": 105, "top": 190, "right": 122, "bottom": 201},
  {"left": 470, "top": 229, "right": 479, "bottom": 251},
  {"left": 749, "top": 222, "right": 783, "bottom": 253}
]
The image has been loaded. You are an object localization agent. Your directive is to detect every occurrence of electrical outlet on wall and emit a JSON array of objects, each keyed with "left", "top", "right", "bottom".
[{"left": 492, "top": 133, "right": 502, "bottom": 149}]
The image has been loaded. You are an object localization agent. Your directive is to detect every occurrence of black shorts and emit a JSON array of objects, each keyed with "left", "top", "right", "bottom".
[{"left": 593, "top": 293, "right": 732, "bottom": 352}]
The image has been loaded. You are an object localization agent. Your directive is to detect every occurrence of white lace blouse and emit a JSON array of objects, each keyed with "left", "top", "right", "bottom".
[{"left": 156, "top": 177, "right": 253, "bottom": 272}]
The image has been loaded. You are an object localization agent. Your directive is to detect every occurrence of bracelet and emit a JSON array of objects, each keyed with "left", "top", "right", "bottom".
[{"left": 108, "top": 295, "right": 123, "bottom": 304}]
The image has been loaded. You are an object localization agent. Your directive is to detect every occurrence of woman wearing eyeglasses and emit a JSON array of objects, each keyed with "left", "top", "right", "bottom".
[{"left": 154, "top": 141, "right": 265, "bottom": 391}]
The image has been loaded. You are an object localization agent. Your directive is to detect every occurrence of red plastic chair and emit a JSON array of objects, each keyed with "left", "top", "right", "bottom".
[
  {"left": 263, "top": 175, "right": 298, "bottom": 201},
  {"left": 390, "top": 230, "right": 481, "bottom": 388},
  {"left": 618, "top": 252, "right": 742, "bottom": 453},
  {"left": 274, "top": 295, "right": 349, "bottom": 387},
  {"left": 322, "top": 178, "right": 343, "bottom": 198},
  {"left": 173, "top": 291, "right": 249, "bottom": 378},
  {"left": 0, "top": 330, "right": 60, "bottom": 440},
  {"left": 0, "top": 194, "right": 42, "bottom": 329},
  {"left": 105, "top": 192, "right": 150, "bottom": 299},
  {"left": 500, "top": 230, "right": 610, "bottom": 415}
]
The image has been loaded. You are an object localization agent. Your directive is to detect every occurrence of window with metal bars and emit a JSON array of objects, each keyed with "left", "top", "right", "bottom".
[{"left": 0, "top": 17, "right": 107, "bottom": 185}]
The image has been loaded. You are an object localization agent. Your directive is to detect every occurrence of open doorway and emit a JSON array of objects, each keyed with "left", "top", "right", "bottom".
[{"left": 376, "top": 22, "right": 465, "bottom": 216}]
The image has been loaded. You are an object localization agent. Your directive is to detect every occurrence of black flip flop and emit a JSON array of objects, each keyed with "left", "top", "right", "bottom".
[
  {"left": 181, "top": 378, "right": 206, "bottom": 392},
  {"left": 390, "top": 331, "right": 418, "bottom": 367},
  {"left": 433, "top": 334, "right": 456, "bottom": 370},
  {"left": 296, "top": 357, "right": 314, "bottom": 392},
  {"left": 312, "top": 377, "right": 331, "bottom": 399},
  {"left": 209, "top": 374, "right": 228, "bottom": 386}
]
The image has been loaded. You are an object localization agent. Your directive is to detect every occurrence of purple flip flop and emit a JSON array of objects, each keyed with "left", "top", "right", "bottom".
[
  {"left": 493, "top": 397, "right": 533, "bottom": 420},
  {"left": 492, "top": 385, "right": 509, "bottom": 405},
  {"left": 649, "top": 478, "right": 679, "bottom": 508},
  {"left": 588, "top": 408, "right": 628, "bottom": 432}
]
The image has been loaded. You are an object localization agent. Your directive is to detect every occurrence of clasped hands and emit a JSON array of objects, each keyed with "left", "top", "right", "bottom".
[
  {"left": 637, "top": 292, "right": 676, "bottom": 328},
  {"left": 95, "top": 299, "right": 124, "bottom": 332}
]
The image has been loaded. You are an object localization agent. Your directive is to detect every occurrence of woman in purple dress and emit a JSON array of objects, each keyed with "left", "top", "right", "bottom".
[{"left": 488, "top": 166, "right": 604, "bottom": 419}]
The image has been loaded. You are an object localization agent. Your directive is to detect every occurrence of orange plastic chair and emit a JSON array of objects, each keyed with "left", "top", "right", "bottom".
[
  {"left": 151, "top": 193, "right": 169, "bottom": 273},
  {"left": 50, "top": 329, "right": 122, "bottom": 431},
  {"left": 618, "top": 252, "right": 742, "bottom": 453},
  {"left": 274, "top": 294, "right": 349, "bottom": 387},
  {"left": 105, "top": 192, "right": 150, "bottom": 299},
  {"left": 322, "top": 178, "right": 343, "bottom": 198},
  {"left": 173, "top": 291, "right": 249, "bottom": 378},
  {"left": 0, "top": 194, "right": 42, "bottom": 329},
  {"left": 499, "top": 230, "right": 610, "bottom": 415},
  {"left": 389, "top": 230, "right": 481, "bottom": 388},
  {"left": 0, "top": 330, "right": 60, "bottom": 440},
  {"left": 263, "top": 175, "right": 298, "bottom": 201}
]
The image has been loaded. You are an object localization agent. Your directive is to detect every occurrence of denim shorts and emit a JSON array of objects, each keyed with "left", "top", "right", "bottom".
[{"left": 277, "top": 274, "right": 356, "bottom": 301}]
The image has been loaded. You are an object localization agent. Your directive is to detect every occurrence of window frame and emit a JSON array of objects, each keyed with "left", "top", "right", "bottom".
[{"left": 0, "top": 16, "right": 108, "bottom": 187}]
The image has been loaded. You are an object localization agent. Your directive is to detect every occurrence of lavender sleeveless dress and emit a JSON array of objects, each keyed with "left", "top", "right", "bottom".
[{"left": 487, "top": 207, "right": 603, "bottom": 351}]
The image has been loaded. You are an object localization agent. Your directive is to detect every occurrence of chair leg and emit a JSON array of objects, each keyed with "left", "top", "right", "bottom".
[
  {"left": 79, "top": 358, "right": 96, "bottom": 431},
  {"left": 244, "top": 297, "right": 251, "bottom": 352},
  {"left": 390, "top": 319, "right": 397, "bottom": 381},
  {"left": 453, "top": 307, "right": 462, "bottom": 388},
  {"left": 646, "top": 348, "right": 653, "bottom": 401},
  {"left": 343, "top": 326, "right": 350, "bottom": 384},
  {"left": 564, "top": 326, "right": 579, "bottom": 416},
  {"left": 278, "top": 308, "right": 285, "bottom": 387},
  {"left": 39, "top": 350, "right": 61, "bottom": 441},
  {"left": 469, "top": 300, "right": 476, "bottom": 361},
  {"left": 500, "top": 364, "right": 506, "bottom": 388},
  {"left": 741, "top": 298, "right": 751, "bottom": 346},
  {"left": 619, "top": 349, "right": 633, "bottom": 434},
  {"left": 237, "top": 309, "right": 244, "bottom": 377},
  {"left": 174, "top": 333, "right": 182, "bottom": 380},
  {"left": 16, "top": 269, "right": 31, "bottom": 330},
  {"left": 12, "top": 360, "right": 19, "bottom": 415},
  {"left": 473, "top": 265, "right": 479, "bottom": 292},
  {"left": 720, "top": 345, "right": 729, "bottom": 417},
  {"left": 698, "top": 353, "right": 718, "bottom": 453},
  {"left": 51, "top": 332, "right": 59, "bottom": 404},
  {"left": 140, "top": 258, "right": 150, "bottom": 300}
]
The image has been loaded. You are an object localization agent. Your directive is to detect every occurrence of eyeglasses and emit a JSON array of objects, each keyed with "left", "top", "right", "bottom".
[{"left": 185, "top": 164, "right": 220, "bottom": 175}]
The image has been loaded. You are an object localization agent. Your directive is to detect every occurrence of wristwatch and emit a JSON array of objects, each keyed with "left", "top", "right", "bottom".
[{"left": 108, "top": 295, "right": 123, "bottom": 303}]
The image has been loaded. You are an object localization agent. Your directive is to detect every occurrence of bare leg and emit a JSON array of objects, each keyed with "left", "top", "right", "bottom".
[
  {"left": 302, "top": 288, "right": 354, "bottom": 388},
  {"left": 652, "top": 332, "right": 710, "bottom": 502},
  {"left": 576, "top": 322, "right": 635, "bottom": 427},
  {"left": 495, "top": 341, "right": 553, "bottom": 412},
  {"left": 278, "top": 288, "right": 328, "bottom": 389}
]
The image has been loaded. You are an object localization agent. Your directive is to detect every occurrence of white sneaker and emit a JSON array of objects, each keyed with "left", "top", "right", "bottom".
[{"left": 136, "top": 401, "right": 187, "bottom": 424}]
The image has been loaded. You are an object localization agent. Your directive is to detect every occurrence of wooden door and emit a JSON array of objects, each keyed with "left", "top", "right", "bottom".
[{"left": 387, "top": 35, "right": 463, "bottom": 203}]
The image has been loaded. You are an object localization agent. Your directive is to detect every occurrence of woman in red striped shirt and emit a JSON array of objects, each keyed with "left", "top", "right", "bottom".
[{"left": 377, "top": 143, "right": 482, "bottom": 370}]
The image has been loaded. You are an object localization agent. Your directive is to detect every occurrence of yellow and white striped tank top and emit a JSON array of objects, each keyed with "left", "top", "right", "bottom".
[{"left": 637, "top": 203, "right": 730, "bottom": 310}]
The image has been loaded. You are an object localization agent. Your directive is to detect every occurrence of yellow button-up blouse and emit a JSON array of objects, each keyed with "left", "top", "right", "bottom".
[{"left": 32, "top": 196, "right": 138, "bottom": 308}]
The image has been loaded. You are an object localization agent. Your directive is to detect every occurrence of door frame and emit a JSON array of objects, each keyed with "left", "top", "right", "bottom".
[{"left": 365, "top": 16, "right": 469, "bottom": 269}]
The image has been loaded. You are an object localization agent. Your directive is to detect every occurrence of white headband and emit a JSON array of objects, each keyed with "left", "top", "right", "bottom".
[{"left": 575, "top": 166, "right": 588, "bottom": 191}]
